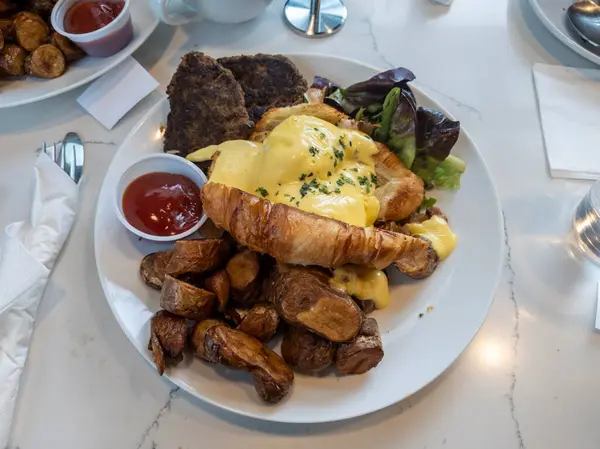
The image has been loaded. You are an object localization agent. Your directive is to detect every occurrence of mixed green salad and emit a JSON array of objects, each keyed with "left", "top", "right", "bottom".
[{"left": 309, "top": 68, "right": 465, "bottom": 190}]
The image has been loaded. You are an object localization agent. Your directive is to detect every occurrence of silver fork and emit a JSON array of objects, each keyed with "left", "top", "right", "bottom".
[{"left": 42, "top": 134, "right": 85, "bottom": 184}]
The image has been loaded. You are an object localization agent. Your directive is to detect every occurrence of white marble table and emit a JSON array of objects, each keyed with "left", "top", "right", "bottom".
[{"left": 3, "top": 0, "right": 600, "bottom": 447}]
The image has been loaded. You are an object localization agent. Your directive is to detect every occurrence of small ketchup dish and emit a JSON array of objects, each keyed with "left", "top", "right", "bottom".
[
  {"left": 115, "top": 154, "right": 208, "bottom": 242},
  {"left": 51, "top": 0, "right": 133, "bottom": 57}
]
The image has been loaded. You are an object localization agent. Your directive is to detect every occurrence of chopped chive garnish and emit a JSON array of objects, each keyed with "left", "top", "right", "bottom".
[
  {"left": 340, "top": 173, "right": 355, "bottom": 186},
  {"left": 333, "top": 148, "right": 344, "bottom": 161},
  {"left": 255, "top": 187, "right": 268, "bottom": 197}
]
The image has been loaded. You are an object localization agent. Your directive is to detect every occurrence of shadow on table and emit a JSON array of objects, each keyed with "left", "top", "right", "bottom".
[{"left": 134, "top": 23, "right": 177, "bottom": 72}]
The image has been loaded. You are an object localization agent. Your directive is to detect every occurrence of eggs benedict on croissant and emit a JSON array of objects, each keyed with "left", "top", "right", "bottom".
[
  {"left": 202, "top": 115, "right": 381, "bottom": 227},
  {"left": 195, "top": 104, "right": 455, "bottom": 273}
]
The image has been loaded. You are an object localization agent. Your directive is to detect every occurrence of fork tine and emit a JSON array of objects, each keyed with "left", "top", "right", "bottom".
[
  {"left": 41, "top": 141, "right": 47, "bottom": 157},
  {"left": 59, "top": 141, "right": 66, "bottom": 173}
]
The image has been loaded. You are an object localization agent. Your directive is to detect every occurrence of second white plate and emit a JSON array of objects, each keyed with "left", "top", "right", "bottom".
[
  {"left": 529, "top": 0, "right": 600, "bottom": 66},
  {"left": 0, "top": 1, "right": 158, "bottom": 108},
  {"left": 94, "top": 54, "right": 504, "bottom": 423}
]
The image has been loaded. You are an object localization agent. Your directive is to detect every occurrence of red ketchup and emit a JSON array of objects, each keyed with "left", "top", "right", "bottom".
[
  {"left": 122, "top": 172, "right": 203, "bottom": 237},
  {"left": 65, "top": 1, "right": 125, "bottom": 34}
]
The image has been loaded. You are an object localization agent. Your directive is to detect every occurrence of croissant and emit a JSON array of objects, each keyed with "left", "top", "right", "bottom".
[{"left": 201, "top": 182, "right": 431, "bottom": 270}]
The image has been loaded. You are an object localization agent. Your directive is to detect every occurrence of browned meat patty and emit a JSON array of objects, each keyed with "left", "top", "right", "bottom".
[
  {"left": 217, "top": 54, "right": 308, "bottom": 123},
  {"left": 164, "top": 52, "right": 251, "bottom": 156}
]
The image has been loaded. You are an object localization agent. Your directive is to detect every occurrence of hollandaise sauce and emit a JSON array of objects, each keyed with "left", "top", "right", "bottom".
[
  {"left": 330, "top": 265, "right": 390, "bottom": 309},
  {"left": 203, "top": 115, "right": 381, "bottom": 227},
  {"left": 405, "top": 215, "right": 458, "bottom": 260}
]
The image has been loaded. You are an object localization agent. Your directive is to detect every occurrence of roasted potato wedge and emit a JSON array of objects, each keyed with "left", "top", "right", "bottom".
[
  {"left": 25, "top": 44, "right": 66, "bottom": 78},
  {"left": 203, "top": 269, "right": 230, "bottom": 312},
  {"left": 190, "top": 319, "right": 226, "bottom": 361},
  {"left": 233, "top": 304, "right": 279, "bottom": 342},
  {"left": 335, "top": 317, "right": 384, "bottom": 375},
  {"left": 281, "top": 325, "right": 336, "bottom": 373},
  {"left": 393, "top": 235, "right": 439, "bottom": 279},
  {"left": 148, "top": 310, "right": 187, "bottom": 376},
  {"left": 226, "top": 250, "right": 261, "bottom": 305},
  {"left": 14, "top": 11, "right": 46, "bottom": 26},
  {"left": 267, "top": 264, "right": 362, "bottom": 343},
  {"left": 404, "top": 206, "right": 448, "bottom": 224},
  {"left": 165, "top": 238, "right": 232, "bottom": 277},
  {"left": 0, "top": 44, "right": 26, "bottom": 75},
  {"left": 356, "top": 299, "right": 376, "bottom": 315},
  {"left": 140, "top": 251, "right": 173, "bottom": 290},
  {"left": 50, "top": 31, "right": 84, "bottom": 62},
  {"left": 15, "top": 17, "right": 48, "bottom": 51},
  {"left": 160, "top": 274, "right": 215, "bottom": 321},
  {"left": 204, "top": 325, "right": 294, "bottom": 403}
]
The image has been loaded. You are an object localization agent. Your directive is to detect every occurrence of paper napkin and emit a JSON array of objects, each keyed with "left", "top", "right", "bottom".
[
  {"left": 0, "top": 152, "right": 79, "bottom": 448},
  {"left": 77, "top": 56, "right": 159, "bottom": 130},
  {"left": 533, "top": 63, "right": 600, "bottom": 180}
]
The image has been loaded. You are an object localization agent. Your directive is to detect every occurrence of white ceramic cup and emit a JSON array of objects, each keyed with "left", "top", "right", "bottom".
[
  {"left": 115, "top": 153, "right": 208, "bottom": 242},
  {"left": 149, "top": 0, "right": 273, "bottom": 25}
]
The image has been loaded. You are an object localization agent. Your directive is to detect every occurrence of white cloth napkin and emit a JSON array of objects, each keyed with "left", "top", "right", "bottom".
[
  {"left": 0, "top": 152, "right": 78, "bottom": 448},
  {"left": 533, "top": 63, "right": 600, "bottom": 180},
  {"left": 77, "top": 56, "right": 159, "bottom": 130}
]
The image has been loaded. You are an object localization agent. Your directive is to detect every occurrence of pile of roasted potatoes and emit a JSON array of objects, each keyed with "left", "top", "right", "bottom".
[
  {"left": 0, "top": 0, "right": 85, "bottom": 79},
  {"left": 141, "top": 237, "right": 385, "bottom": 404}
]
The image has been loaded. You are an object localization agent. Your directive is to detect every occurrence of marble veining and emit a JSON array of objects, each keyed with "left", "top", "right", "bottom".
[
  {"left": 504, "top": 213, "right": 525, "bottom": 449},
  {"left": 364, "top": 4, "right": 396, "bottom": 71},
  {"left": 135, "top": 388, "right": 180, "bottom": 449},
  {"left": 414, "top": 82, "right": 483, "bottom": 121},
  {"left": 84, "top": 140, "right": 117, "bottom": 147}
]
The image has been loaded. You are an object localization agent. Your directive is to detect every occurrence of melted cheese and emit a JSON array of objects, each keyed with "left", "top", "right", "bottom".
[
  {"left": 207, "top": 115, "right": 380, "bottom": 227},
  {"left": 330, "top": 265, "right": 390, "bottom": 310},
  {"left": 405, "top": 215, "right": 458, "bottom": 260}
]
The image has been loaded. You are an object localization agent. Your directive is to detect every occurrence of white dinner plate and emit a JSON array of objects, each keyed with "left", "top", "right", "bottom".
[
  {"left": 94, "top": 54, "right": 504, "bottom": 423},
  {"left": 0, "top": 2, "right": 158, "bottom": 108},
  {"left": 529, "top": 0, "right": 600, "bottom": 66}
]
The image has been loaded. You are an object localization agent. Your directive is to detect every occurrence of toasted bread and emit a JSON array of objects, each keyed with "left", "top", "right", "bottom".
[
  {"left": 373, "top": 142, "right": 424, "bottom": 221},
  {"left": 201, "top": 182, "right": 432, "bottom": 270},
  {"left": 249, "top": 103, "right": 348, "bottom": 142}
]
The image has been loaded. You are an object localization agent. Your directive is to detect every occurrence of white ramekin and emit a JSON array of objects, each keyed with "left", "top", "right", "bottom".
[
  {"left": 114, "top": 153, "right": 208, "bottom": 242},
  {"left": 51, "top": 0, "right": 133, "bottom": 57}
]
